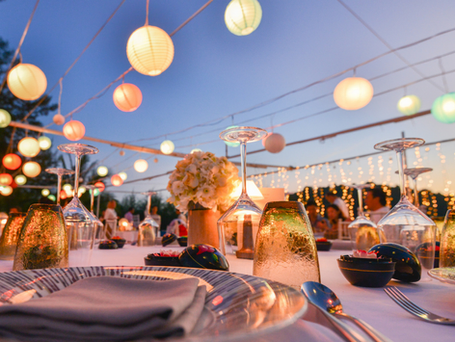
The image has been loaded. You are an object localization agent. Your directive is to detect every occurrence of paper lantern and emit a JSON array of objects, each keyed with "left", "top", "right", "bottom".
[
  {"left": 18, "top": 137, "right": 40, "bottom": 157},
  {"left": 60, "top": 190, "right": 67, "bottom": 200},
  {"left": 97, "top": 166, "right": 108, "bottom": 177},
  {"left": 261, "top": 132, "right": 272, "bottom": 147},
  {"left": 0, "top": 109, "right": 11, "bottom": 128},
  {"left": 53, "top": 114, "right": 65, "bottom": 125},
  {"left": 191, "top": 149, "right": 202, "bottom": 154},
  {"left": 3, "top": 153, "right": 21, "bottom": 170},
  {"left": 333, "top": 77, "right": 374, "bottom": 110},
  {"left": 94, "top": 181, "right": 105, "bottom": 192},
  {"left": 118, "top": 172, "right": 127, "bottom": 181},
  {"left": 225, "top": 0, "right": 262, "bottom": 36},
  {"left": 38, "top": 136, "right": 52, "bottom": 150},
  {"left": 41, "top": 189, "right": 50, "bottom": 197},
  {"left": 154, "top": 158, "right": 158, "bottom": 163},
  {"left": 63, "top": 120, "right": 85, "bottom": 141},
  {"left": 432, "top": 93, "right": 455, "bottom": 123},
  {"left": 48, "top": 194, "right": 56, "bottom": 202},
  {"left": 0, "top": 186, "right": 13, "bottom": 196},
  {"left": 126, "top": 25, "right": 174, "bottom": 76},
  {"left": 92, "top": 188, "right": 100, "bottom": 197},
  {"left": 264, "top": 133, "right": 286, "bottom": 153},
  {"left": 63, "top": 183, "right": 73, "bottom": 196},
  {"left": 119, "top": 150, "right": 125, "bottom": 156},
  {"left": 119, "top": 218, "right": 131, "bottom": 230},
  {"left": 22, "top": 161, "right": 41, "bottom": 178},
  {"left": 78, "top": 186, "right": 86, "bottom": 195},
  {"left": 14, "top": 175, "right": 26, "bottom": 185},
  {"left": 397, "top": 95, "right": 421, "bottom": 116},
  {"left": 113, "top": 83, "right": 143, "bottom": 112},
  {"left": 111, "top": 174, "right": 123, "bottom": 187},
  {"left": 160, "top": 140, "right": 175, "bottom": 154},
  {"left": 134, "top": 159, "right": 148, "bottom": 173},
  {"left": 7, "top": 63, "right": 47, "bottom": 101},
  {"left": 0, "top": 173, "right": 13, "bottom": 186},
  {"left": 10, "top": 180, "right": 17, "bottom": 189}
]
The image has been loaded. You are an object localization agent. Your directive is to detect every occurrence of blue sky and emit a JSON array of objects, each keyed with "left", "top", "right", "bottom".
[{"left": 1, "top": 0, "right": 455, "bottom": 199}]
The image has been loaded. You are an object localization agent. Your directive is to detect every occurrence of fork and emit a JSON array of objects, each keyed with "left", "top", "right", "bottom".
[{"left": 384, "top": 286, "right": 455, "bottom": 325}]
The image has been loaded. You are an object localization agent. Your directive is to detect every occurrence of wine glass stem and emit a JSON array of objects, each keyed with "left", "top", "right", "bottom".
[
  {"left": 90, "top": 190, "right": 95, "bottom": 213},
  {"left": 57, "top": 175, "right": 62, "bottom": 205},
  {"left": 414, "top": 178, "right": 419, "bottom": 206},
  {"left": 73, "top": 155, "right": 81, "bottom": 197},
  {"left": 240, "top": 141, "right": 247, "bottom": 195},
  {"left": 357, "top": 188, "right": 364, "bottom": 216},
  {"left": 396, "top": 149, "right": 406, "bottom": 198},
  {"left": 147, "top": 195, "right": 152, "bottom": 216}
]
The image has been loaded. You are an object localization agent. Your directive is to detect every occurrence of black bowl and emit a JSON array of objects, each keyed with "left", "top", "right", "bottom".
[
  {"left": 316, "top": 241, "right": 332, "bottom": 251},
  {"left": 144, "top": 254, "right": 181, "bottom": 267},
  {"left": 337, "top": 256, "right": 395, "bottom": 287},
  {"left": 99, "top": 240, "right": 118, "bottom": 250},
  {"left": 111, "top": 238, "right": 126, "bottom": 248},
  {"left": 162, "top": 233, "right": 177, "bottom": 247},
  {"left": 177, "top": 236, "right": 188, "bottom": 247}
]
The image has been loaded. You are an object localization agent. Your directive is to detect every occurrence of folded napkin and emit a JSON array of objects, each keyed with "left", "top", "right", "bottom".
[{"left": 0, "top": 276, "right": 208, "bottom": 342}]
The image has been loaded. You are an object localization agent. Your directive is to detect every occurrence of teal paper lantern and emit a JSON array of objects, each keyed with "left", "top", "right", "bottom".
[
  {"left": 48, "top": 194, "right": 56, "bottom": 202},
  {"left": 397, "top": 95, "right": 421, "bottom": 116},
  {"left": 225, "top": 0, "right": 262, "bottom": 36},
  {"left": 432, "top": 93, "right": 455, "bottom": 123}
]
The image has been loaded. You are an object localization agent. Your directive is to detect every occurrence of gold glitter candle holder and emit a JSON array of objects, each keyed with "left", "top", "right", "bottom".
[
  {"left": 440, "top": 209, "right": 455, "bottom": 268},
  {"left": 0, "top": 213, "right": 26, "bottom": 260},
  {"left": 13, "top": 204, "right": 68, "bottom": 271}
]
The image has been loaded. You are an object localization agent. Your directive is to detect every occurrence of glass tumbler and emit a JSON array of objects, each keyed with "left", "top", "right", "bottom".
[
  {"left": 0, "top": 213, "right": 26, "bottom": 260},
  {"left": 13, "top": 204, "right": 68, "bottom": 271},
  {"left": 253, "top": 201, "right": 320, "bottom": 289},
  {"left": 440, "top": 209, "right": 455, "bottom": 268}
]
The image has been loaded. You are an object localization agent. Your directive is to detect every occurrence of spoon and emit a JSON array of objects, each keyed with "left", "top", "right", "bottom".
[{"left": 301, "top": 282, "right": 392, "bottom": 342}]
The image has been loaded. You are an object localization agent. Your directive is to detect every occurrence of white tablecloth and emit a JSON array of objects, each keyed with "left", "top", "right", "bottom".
[{"left": 0, "top": 246, "right": 453, "bottom": 342}]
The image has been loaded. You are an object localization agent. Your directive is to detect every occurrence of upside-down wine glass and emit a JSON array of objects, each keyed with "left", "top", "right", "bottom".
[
  {"left": 58, "top": 143, "right": 99, "bottom": 266},
  {"left": 138, "top": 191, "right": 159, "bottom": 246},
  {"left": 217, "top": 126, "right": 267, "bottom": 259},
  {"left": 374, "top": 138, "right": 437, "bottom": 272},
  {"left": 348, "top": 184, "right": 382, "bottom": 251},
  {"left": 45, "top": 168, "right": 74, "bottom": 205},
  {"left": 403, "top": 167, "right": 433, "bottom": 207},
  {"left": 85, "top": 184, "right": 105, "bottom": 241}
]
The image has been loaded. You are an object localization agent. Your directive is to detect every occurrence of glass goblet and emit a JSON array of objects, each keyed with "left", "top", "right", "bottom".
[
  {"left": 403, "top": 167, "right": 433, "bottom": 208},
  {"left": 45, "top": 168, "right": 75, "bottom": 205},
  {"left": 58, "top": 143, "right": 99, "bottom": 266},
  {"left": 348, "top": 184, "right": 381, "bottom": 251},
  {"left": 138, "top": 191, "right": 159, "bottom": 246},
  {"left": 217, "top": 126, "right": 267, "bottom": 259},
  {"left": 374, "top": 138, "right": 437, "bottom": 272},
  {"left": 84, "top": 184, "right": 105, "bottom": 241}
]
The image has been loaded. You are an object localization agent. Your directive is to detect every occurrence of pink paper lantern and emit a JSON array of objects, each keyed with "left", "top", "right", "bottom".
[
  {"left": 113, "top": 83, "right": 143, "bottom": 112},
  {"left": 63, "top": 120, "right": 85, "bottom": 141},
  {"left": 264, "top": 133, "right": 286, "bottom": 153}
]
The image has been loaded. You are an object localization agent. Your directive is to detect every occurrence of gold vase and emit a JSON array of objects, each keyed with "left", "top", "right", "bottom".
[
  {"left": 13, "top": 204, "right": 68, "bottom": 271},
  {"left": 188, "top": 203, "right": 220, "bottom": 248},
  {"left": 0, "top": 213, "right": 26, "bottom": 260},
  {"left": 253, "top": 201, "right": 320, "bottom": 289}
]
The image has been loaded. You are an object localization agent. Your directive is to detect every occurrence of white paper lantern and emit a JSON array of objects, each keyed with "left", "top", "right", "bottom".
[
  {"left": 134, "top": 159, "right": 148, "bottom": 173},
  {"left": 127, "top": 25, "right": 174, "bottom": 76},
  {"left": 0, "top": 186, "right": 13, "bottom": 196},
  {"left": 333, "top": 77, "right": 374, "bottom": 110},
  {"left": 225, "top": 0, "right": 262, "bottom": 36},
  {"left": 22, "top": 161, "right": 41, "bottom": 178},
  {"left": 264, "top": 133, "right": 286, "bottom": 153},
  {"left": 41, "top": 189, "right": 50, "bottom": 197},
  {"left": 0, "top": 109, "right": 11, "bottom": 128},
  {"left": 53, "top": 114, "right": 65, "bottom": 125},
  {"left": 7, "top": 63, "right": 47, "bottom": 101},
  {"left": 14, "top": 174, "right": 27, "bottom": 185},
  {"left": 78, "top": 186, "right": 86, "bottom": 194},
  {"left": 38, "top": 136, "right": 52, "bottom": 150},
  {"left": 18, "top": 137, "right": 40, "bottom": 157},
  {"left": 118, "top": 172, "right": 127, "bottom": 181},
  {"left": 160, "top": 140, "right": 175, "bottom": 155},
  {"left": 397, "top": 95, "right": 421, "bottom": 115},
  {"left": 97, "top": 166, "right": 109, "bottom": 177}
]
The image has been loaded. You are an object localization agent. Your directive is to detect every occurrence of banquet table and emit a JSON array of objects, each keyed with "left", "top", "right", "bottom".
[{"left": 0, "top": 245, "right": 453, "bottom": 342}]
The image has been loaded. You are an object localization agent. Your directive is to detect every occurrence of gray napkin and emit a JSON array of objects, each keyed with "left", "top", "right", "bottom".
[{"left": 0, "top": 276, "right": 208, "bottom": 342}]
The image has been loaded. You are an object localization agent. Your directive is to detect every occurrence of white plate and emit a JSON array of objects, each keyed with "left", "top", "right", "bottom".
[
  {"left": 428, "top": 267, "right": 455, "bottom": 284},
  {"left": 0, "top": 266, "right": 307, "bottom": 341}
]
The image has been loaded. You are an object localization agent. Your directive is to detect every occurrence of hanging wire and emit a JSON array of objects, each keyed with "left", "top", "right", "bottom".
[
  {"left": 58, "top": 78, "right": 63, "bottom": 115},
  {"left": 0, "top": 0, "right": 40, "bottom": 94},
  {"left": 439, "top": 57, "right": 450, "bottom": 93},
  {"left": 145, "top": 0, "right": 149, "bottom": 26}
]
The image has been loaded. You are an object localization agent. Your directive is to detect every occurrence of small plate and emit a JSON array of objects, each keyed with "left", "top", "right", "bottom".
[{"left": 428, "top": 267, "right": 455, "bottom": 284}]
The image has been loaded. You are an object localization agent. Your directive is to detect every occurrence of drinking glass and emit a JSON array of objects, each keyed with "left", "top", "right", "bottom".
[
  {"left": 45, "top": 168, "right": 74, "bottom": 205},
  {"left": 0, "top": 213, "right": 26, "bottom": 260},
  {"left": 348, "top": 184, "right": 382, "bottom": 251},
  {"left": 58, "top": 143, "right": 99, "bottom": 266},
  {"left": 138, "top": 191, "right": 159, "bottom": 246},
  {"left": 253, "top": 201, "right": 320, "bottom": 288},
  {"left": 13, "top": 204, "right": 68, "bottom": 271},
  {"left": 440, "top": 209, "right": 455, "bottom": 268},
  {"left": 374, "top": 138, "right": 436, "bottom": 271},
  {"left": 84, "top": 184, "right": 105, "bottom": 241},
  {"left": 403, "top": 167, "right": 433, "bottom": 207},
  {"left": 217, "top": 126, "right": 267, "bottom": 259}
]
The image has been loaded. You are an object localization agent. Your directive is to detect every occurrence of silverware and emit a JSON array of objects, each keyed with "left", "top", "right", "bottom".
[
  {"left": 384, "top": 286, "right": 455, "bottom": 325},
  {"left": 302, "top": 282, "right": 392, "bottom": 342}
]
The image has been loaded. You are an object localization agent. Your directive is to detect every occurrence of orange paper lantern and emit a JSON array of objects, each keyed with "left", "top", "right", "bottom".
[
  {"left": 63, "top": 120, "right": 85, "bottom": 141},
  {"left": 111, "top": 174, "right": 123, "bottom": 187},
  {"left": 2, "top": 153, "right": 21, "bottom": 170},
  {"left": 0, "top": 173, "right": 13, "bottom": 186},
  {"left": 94, "top": 181, "right": 105, "bottom": 192},
  {"left": 22, "top": 161, "right": 41, "bottom": 178},
  {"left": 264, "top": 133, "right": 286, "bottom": 153},
  {"left": 113, "top": 83, "right": 143, "bottom": 112},
  {"left": 60, "top": 190, "right": 67, "bottom": 200},
  {"left": 7, "top": 63, "right": 47, "bottom": 101}
]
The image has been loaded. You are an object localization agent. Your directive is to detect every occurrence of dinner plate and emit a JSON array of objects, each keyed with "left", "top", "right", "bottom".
[
  {"left": 428, "top": 267, "right": 455, "bottom": 284},
  {"left": 0, "top": 266, "right": 307, "bottom": 341}
]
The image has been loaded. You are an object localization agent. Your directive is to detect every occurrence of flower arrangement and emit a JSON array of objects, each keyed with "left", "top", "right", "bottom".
[{"left": 167, "top": 151, "right": 239, "bottom": 211}]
